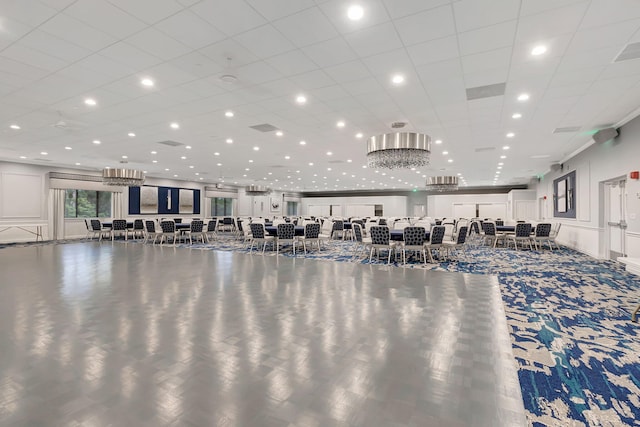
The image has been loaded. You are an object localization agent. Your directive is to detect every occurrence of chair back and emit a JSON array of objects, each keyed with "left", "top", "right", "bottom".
[
  {"left": 277, "top": 223, "right": 295, "bottom": 239},
  {"left": 190, "top": 219, "right": 204, "bottom": 232},
  {"left": 84, "top": 219, "right": 91, "bottom": 231},
  {"left": 370, "top": 226, "right": 390, "bottom": 245},
  {"left": 173, "top": 218, "right": 182, "bottom": 224},
  {"left": 160, "top": 220, "right": 175, "bottom": 233},
  {"left": 378, "top": 218, "right": 387, "bottom": 226},
  {"left": 133, "top": 219, "right": 144, "bottom": 230},
  {"left": 535, "top": 223, "right": 552, "bottom": 237},
  {"left": 403, "top": 226, "right": 426, "bottom": 246},
  {"left": 304, "top": 223, "right": 320, "bottom": 238},
  {"left": 455, "top": 226, "right": 468, "bottom": 244},
  {"left": 223, "top": 217, "right": 234, "bottom": 225},
  {"left": 249, "top": 223, "right": 265, "bottom": 238},
  {"left": 90, "top": 219, "right": 102, "bottom": 231},
  {"left": 495, "top": 220, "right": 504, "bottom": 226},
  {"left": 352, "top": 223, "right": 363, "bottom": 243},
  {"left": 469, "top": 221, "right": 480, "bottom": 235},
  {"left": 515, "top": 223, "right": 532, "bottom": 237},
  {"left": 145, "top": 220, "right": 156, "bottom": 233},
  {"left": 443, "top": 223, "right": 455, "bottom": 240},
  {"left": 207, "top": 219, "right": 217, "bottom": 232},
  {"left": 332, "top": 220, "right": 344, "bottom": 231},
  {"left": 113, "top": 219, "right": 127, "bottom": 231},
  {"left": 430, "top": 226, "right": 446, "bottom": 245},
  {"left": 550, "top": 223, "right": 561, "bottom": 237},
  {"left": 482, "top": 222, "right": 496, "bottom": 236}
]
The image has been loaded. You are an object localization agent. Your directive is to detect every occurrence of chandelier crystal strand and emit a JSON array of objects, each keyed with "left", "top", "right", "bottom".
[
  {"left": 425, "top": 176, "right": 459, "bottom": 192},
  {"left": 102, "top": 168, "right": 145, "bottom": 186},
  {"left": 367, "top": 132, "right": 431, "bottom": 169}
]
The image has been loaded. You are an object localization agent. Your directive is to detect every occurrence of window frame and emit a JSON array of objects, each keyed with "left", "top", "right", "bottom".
[
  {"left": 211, "top": 197, "right": 233, "bottom": 216},
  {"left": 64, "top": 189, "right": 112, "bottom": 218}
]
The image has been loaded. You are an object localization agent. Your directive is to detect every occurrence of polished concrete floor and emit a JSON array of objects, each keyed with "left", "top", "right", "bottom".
[{"left": 0, "top": 242, "right": 525, "bottom": 426}]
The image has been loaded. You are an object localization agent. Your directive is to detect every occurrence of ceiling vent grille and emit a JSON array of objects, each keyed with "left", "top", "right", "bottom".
[
  {"left": 474, "top": 146, "right": 495, "bottom": 152},
  {"left": 156, "top": 140, "right": 183, "bottom": 147},
  {"left": 250, "top": 123, "right": 279, "bottom": 132},
  {"left": 614, "top": 42, "right": 640, "bottom": 62},
  {"left": 466, "top": 82, "right": 506, "bottom": 100},
  {"left": 391, "top": 121, "right": 406, "bottom": 128},
  {"left": 553, "top": 126, "right": 581, "bottom": 133}
]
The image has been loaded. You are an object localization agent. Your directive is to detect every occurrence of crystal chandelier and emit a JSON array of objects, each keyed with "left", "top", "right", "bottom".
[
  {"left": 367, "top": 132, "right": 431, "bottom": 169},
  {"left": 245, "top": 185, "right": 271, "bottom": 195},
  {"left": 102, "top": 168, "right": 145, "bottom": 186},
  {"left": 425, "top": 176, "right": 459, "bottom": 192}
]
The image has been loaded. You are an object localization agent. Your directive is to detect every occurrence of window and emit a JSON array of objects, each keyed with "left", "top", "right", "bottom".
[
  {"left": 64, "top": 189, "right": 112, "bottom": 218},
  {"left": 211, "top": 197, "right": 233, "bottom": 216},
  {"left": 286, "top": 201, "right": 298, "bottom": 216}
]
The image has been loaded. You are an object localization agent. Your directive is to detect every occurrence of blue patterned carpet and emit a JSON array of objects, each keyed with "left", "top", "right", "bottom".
[{"left": 3, "top": 236, "right": 640, "bottom": 426}]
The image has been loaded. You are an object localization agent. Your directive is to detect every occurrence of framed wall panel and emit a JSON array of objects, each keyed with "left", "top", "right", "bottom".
[
  {"left": 140, "top": 186, "right": 158, "bottom": 214},
  {"left": 179, "top": 189, "right": 194, "bottom": 214},
  {"left": 1, "top": 173, "right": 42, "bottom": 218},
  {"left": 554, "top": 170, "right": 576, "bottom": 218}
]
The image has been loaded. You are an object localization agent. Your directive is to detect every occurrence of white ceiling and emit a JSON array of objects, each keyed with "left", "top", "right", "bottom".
[{"left": 2, "top": 0, "right": 640, "bottom": 192}]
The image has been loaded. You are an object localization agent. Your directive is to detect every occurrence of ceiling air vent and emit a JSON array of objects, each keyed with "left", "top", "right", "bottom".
[
  {"left": 474, "top": 146, "right": 495, "bottom": 153},
  {"left": 33, "top": 158, "right": 52, "bottom": 162},
  {"left": 466, "top": 82, "right": 506, "bottom": 100},
  {"left": 614, "top": 42, "right": 640, "bottom": 62},
  {"left": 553, "top": 126, "right": 581, "bottom": 133},
  {"left": 391, "top": 121, "right": 406, "bottom": 129},
  {"left": 156, "top": 140, "right": 183, "bottom": 147},
  {"left": 250, "top": 123, "right": 279, "bottom": 132}
]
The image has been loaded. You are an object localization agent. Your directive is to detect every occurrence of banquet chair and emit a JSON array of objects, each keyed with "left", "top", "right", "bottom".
[
  {"left": 205, "top": 219, "right": 217, "bottom": 242},
  {"left": 84, "top": 219, "right": 92, "bottom": 239},
  {"left": 132, "top": 219, "right": 145, "bottom": 239},
  {"left": 249, "top": 223, "right": 275, "bottom": 254},
  {"left": 442, "top": 226, "right": 468, "bottom": 261},
  {"left": 351, "top": 223, "right": 371, "bottom": 261},
  {"left": 507, "top": 223, "right": 533, "bottom": 250},
  {"left": 186, "top": 219, "right": 205, "bottom": 244},
  {"left": 401, "top": 226, "right": 427, "bottom": 264},
  {"left": 548, "top": 223, "right": 562, "bottom": 249},
  {"left": 298, "top": 223, "right": 321, "bottom": 254},
  {"left": 276, "top": 223, "right": 296, "bottom": 255},
  {"left": 159, "top": 220, "right": 177, "bottom": 246},
  {"left": 425, "top": 225, "right": 446, "bottom": 262},
  {"left": 144, "top": 220, "right": 161, "bottom": 244},
  {"left": 111, "top": 219, "right": 128, "bottom": 241},
  {"left": 222, "top": 217, "right": 235, "bottom": 232},
  {"left": 531, "top": 223, "right": 553, "bottom": 250},
  {"left": 89, "top": 219, "right": 108, "bottom": 240},
  {"left": 442, "top": 222, "right": 456, "bottom": 242},
  {"left": 331, "top": 220, "right": 345, "bottom": 240},
  {"left": 482, "top": 222, "right": 500, "bottom": 248},
  {"left": 369, "top": 226, "right": 394, "bottom": 264},
  {"left": 318, "top": 220, "right": 333, "bottom": 248}
]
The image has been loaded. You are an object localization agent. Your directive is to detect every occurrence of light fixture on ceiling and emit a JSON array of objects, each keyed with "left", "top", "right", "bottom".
[
  {"left": 531, "top": 45, "right": 547, "bottom": 56},
  {"left": 245, "top": 185, "right": 270, "bottom": 195},
  {"left": 102, "top": 168, "right": 145, "bottom": 186},
  {"left": 425, "top": 176, "right": 459, "bottom": 192},
  {"left": 141, "top": 78, "right": 154, "bottom": 87},
  {"left": 366, "top": 132, "right": 431, "bottom": 169},
  {"left": 347, "top": 4, "right": 364, "bottom": 21}
]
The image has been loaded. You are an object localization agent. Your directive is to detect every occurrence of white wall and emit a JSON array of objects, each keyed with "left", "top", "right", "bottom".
[
  {"left": 427, "top": 193, "right": 508, "bottom": 219},
  {"left": 534, "top": 115, "right": 640, "bottom": 259},
  {"left": 301, "top": 195, "right": 407, "bottom": 217}
]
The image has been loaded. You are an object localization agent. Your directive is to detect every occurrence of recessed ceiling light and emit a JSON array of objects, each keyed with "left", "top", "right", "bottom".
[
  {"left": 497, "top": 166, "right": 502, "bottom": 169},
  {"left": 498, "top": 162, "right": 504, "bottom": 165},
  {"left": 122, "top": 155, "right": 128, "bottom": 159},
  {"left": 225, "top": 138, "right": 233, "bottom": 144},
  {"left": 347, "top": 159, "right": 352, "bottom": 163},
  {"left": 299, "top": 140, "right": 306, "bottom": 145},
  {"left": 276, "top": 130, "right": 283, "bottom": 136},
  {"left": 512, "top": 113, "right": 522, "bottom": 119},
  {"left": 65, "top": 146, "right": 72, "bottom": 150},
  {"left": 284, "top": 155, "right": 290, "bottom": 159},
  {"left": 217, "top": 163, "right": 222, "bottom": 166},
  {"left": 531, "top": 45, "right": 547, "bottom": 56},
  {"left": 40, "top": 152, "right": 48, "bottom": 155},
  {"left": 457, "top": 173, "right": 462, "bottom": 176},
  {"left": 336, "top": 121, "right": 345, "bottom": 128},
  {"left": 152, "top": 160, "right": 158, "bottom": 163},
  {"left": 170, "top": 122, "right": 180, "bottom": 129},
  {"left": 165, "top": 168, "right": 170, "bottom": 171},
  {"left": 517, "top": 93, "right": 530, "bottom": 101},
  {"left": 253, "top": 146, "right": 259, "bottom": 151},
  {"left": 327, "top": 151, "right": 333, "bottom": 156},
  {"left": 214, "top": 152, "right": 220, "bottom": 156},
  {"left": 442, "top": 151, "right": 448, "bottom": 155},
  {"left": 84, "top": 98, "right": 97, "bottom": 106},
  {"left": 180, "top": 156, "right": 186, "bottom": 160},
  {"left": 249, "top": 160, "right": 253, "bottom": 163},
  {"left": 9, "top": 124, "right": 20, "bottom": 130},
  {"left": 295, "top": 94, "right": 307, "bottom": 104},
  {"left": 225, "top": 111, "right": 234, "bottom": 118},
  {"left": 391, "top": 74, "right": 405, "bottom": 85},
  {"left": 19, "top": 156, "right": 26, "bottom": 159},
  {"left": 327, "top": 167, "right": 332, "bottom": 171},
  {"left": 347, "top": 4, "right": 364, "bottom": 21},
  {"left": 434, "top": 139, "right": 442, "bottom": 144},
  {"left": 151, "top": 151, "right": 157, "bottom": 154},
  {"left": 185, "top": 146, "right": 191, "bottom": 149},
  {"left": 245, "top": 168, "right": 250, "bottom": 171},
  {"left": 128, "top": 132, "right": 136, "bottom": 137},
  {"left": 501, "top": 155, "right": 507, "bottom": 159},
  {"left": 448, "top": 159, "right": 453, "bottom": 163},
  {"left": 75, "top": 162, "right": 80, "bottom": 166},
  {"left": 173, "top": 174, "right": 178, "bottom": 177},
  {"left": 199, "top": 177, "right": 203, "bottom": 180},
  {"left": 355, "top": 133, "right": 363, "bottom": 138},
  {"left": 141, "top": 78, "right": 154, "bottom": 87},
  {"left": 308, "top": 162, "right": 314, "bottom": 166},
  {"left": 503, "top": 146, "right": 510, "bottom": 150},
  {"left": 189, "top": 165, "right": 195, "bottom": 169},
  {"left": 506, "top": 132, "right": 515, "bottom": 138}
]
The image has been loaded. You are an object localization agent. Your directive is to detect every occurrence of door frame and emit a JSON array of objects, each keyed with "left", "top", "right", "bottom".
[{"left": 602, "top": 176, "right": 627, "bottom": 260}]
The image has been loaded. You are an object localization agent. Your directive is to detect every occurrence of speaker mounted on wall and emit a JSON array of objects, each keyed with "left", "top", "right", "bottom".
[{"left": 593, "top": 127, "right": 618, "bottom": 144}]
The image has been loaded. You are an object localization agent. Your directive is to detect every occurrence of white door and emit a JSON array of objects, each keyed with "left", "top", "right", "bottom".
[
  {"left": 478, "top": 203, "right": 507, "bottom": 220},
  {"left": 453, "top": 203, "right": 476, "bottom": 218},
  {"left": 330, "top": 204, "right": 343, "bottom": 217},
  {"left": 515, "top": 200, "right": 536, "bottom": 221},
  {"left": 605, "top": 179, "right": 627, "bottom": 260}
]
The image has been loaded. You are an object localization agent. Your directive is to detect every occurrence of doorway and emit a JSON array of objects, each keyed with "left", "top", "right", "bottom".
[{"left": 604, "top": 178, "right": 627, "bottom": 260}]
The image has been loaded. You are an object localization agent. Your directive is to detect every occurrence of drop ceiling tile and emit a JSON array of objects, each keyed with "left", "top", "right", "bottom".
[
  {"left": 361, "top": 49, "right": 415, "bottom": 79},
  {"left": 142, "top": 62, "right": 196, "bottom": 88},
  {"left": 344, "top": 22, "right": 403, "bottom": 58},
  {"left": 2, "top": 0, "right": 58, "bottom": 26},
  {"left": 382, "top": 0, "right": 450, "bottom": 19},
  {"left": 566, "top": 19, "right": 640, "bottom": 55},
  {"left": 556, "top": 46, "right": 621, "bottom": 73},
  {"left": 324, "top": 60, "right": 372, "bottom": 83},
  {"left": 304, "top": 37, "right": 358, "bottom": 68},
  {"left": 99, "top": 41, "right": 164, "bottom": 70},
  {"left": 424, "top": 77, "right": 467, "bottom": 105},
  {"left": 245, "top": 0, "right": 315, "bottom": 21},
  {"left": 406, "top": 36, "right": 460, "bottom": 66},
  {"left": 453, "top": 0, "right": 519, "bottom": 33},
  {"left": 264, "top": 50, "right": 318, "bottom": 76},
  {"left": 515, "top": 3, "right": 588, "bottom": 43},
  {"left": 580, "top": 0, "right": 640, "bottom": 29},
  {"left": 127, "top": 27, "right": 192, "bottom": 61},
  {"left": 464, "top": 68, "right": 509, "bottom": 88},
  {"left": 0, "top": 18, "right": 32, "bottom": 50},
  {"left": 17, "top": 29, "right": 92, "bottom": 63},
  {"left": 234, "top": 61, "right": 284, "bottom": 85},
  {"left": 154, "top": 10, "right": 226, "bottom": 50},
  {"left": 416, "top": 58, "right": 463, "bottom": 82},
  {"left": 168, "top": 51, "right": 224, "bottom": 79},
  {"left": 458, "top": 21, "right": 517, "bottom": 56},
  {"left": 461, "top": 47, "right": 512, "bottom": 75},
  {"left": 393, "top": 5, "right": 455, "bottom": 46},
  {"left": 64, "top": 0, "right": 147, "bottom": 39},
  {"left": 199, "top": 38, "right": 260, "bottom": 68},
  {"left": 317, "top": 0, "right": 390, "bottom": 34},
  {"left": 234, "top": 25, "right": 296, "bottom": 59},
  {"left": 108, "top": 0, "right": 184, "bottom": 25},
  {"left": 1, "top": 44, "right": 67, "bottom": 73},
  {"left": 341, "top": 77, "right": 383, "bottom": 96},
  {"left": 309, "top": 84, "right": 350, "bottom": 101},
  {"left": 289, "top": 69, "right": 335, "bottom": 89},
  {"left": 190, "top": 0, "right": 267, "bottom": 36},
  {"left": 39, "top": 13, "right": 117, "bottom": 51},
  {"left": 273, "top": 7, "right": 339, "bottom": 47}
]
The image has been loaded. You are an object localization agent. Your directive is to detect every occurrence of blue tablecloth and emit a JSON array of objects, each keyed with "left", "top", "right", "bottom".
[
  {"left": 102, "top": 222, "right": 133, "bottom": 229},
  {"left": 264, "top": 226, "right": 305, "bottom": 236},
  {"left": 389, "top": 230, "right": 431, "bottom": 242}
]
